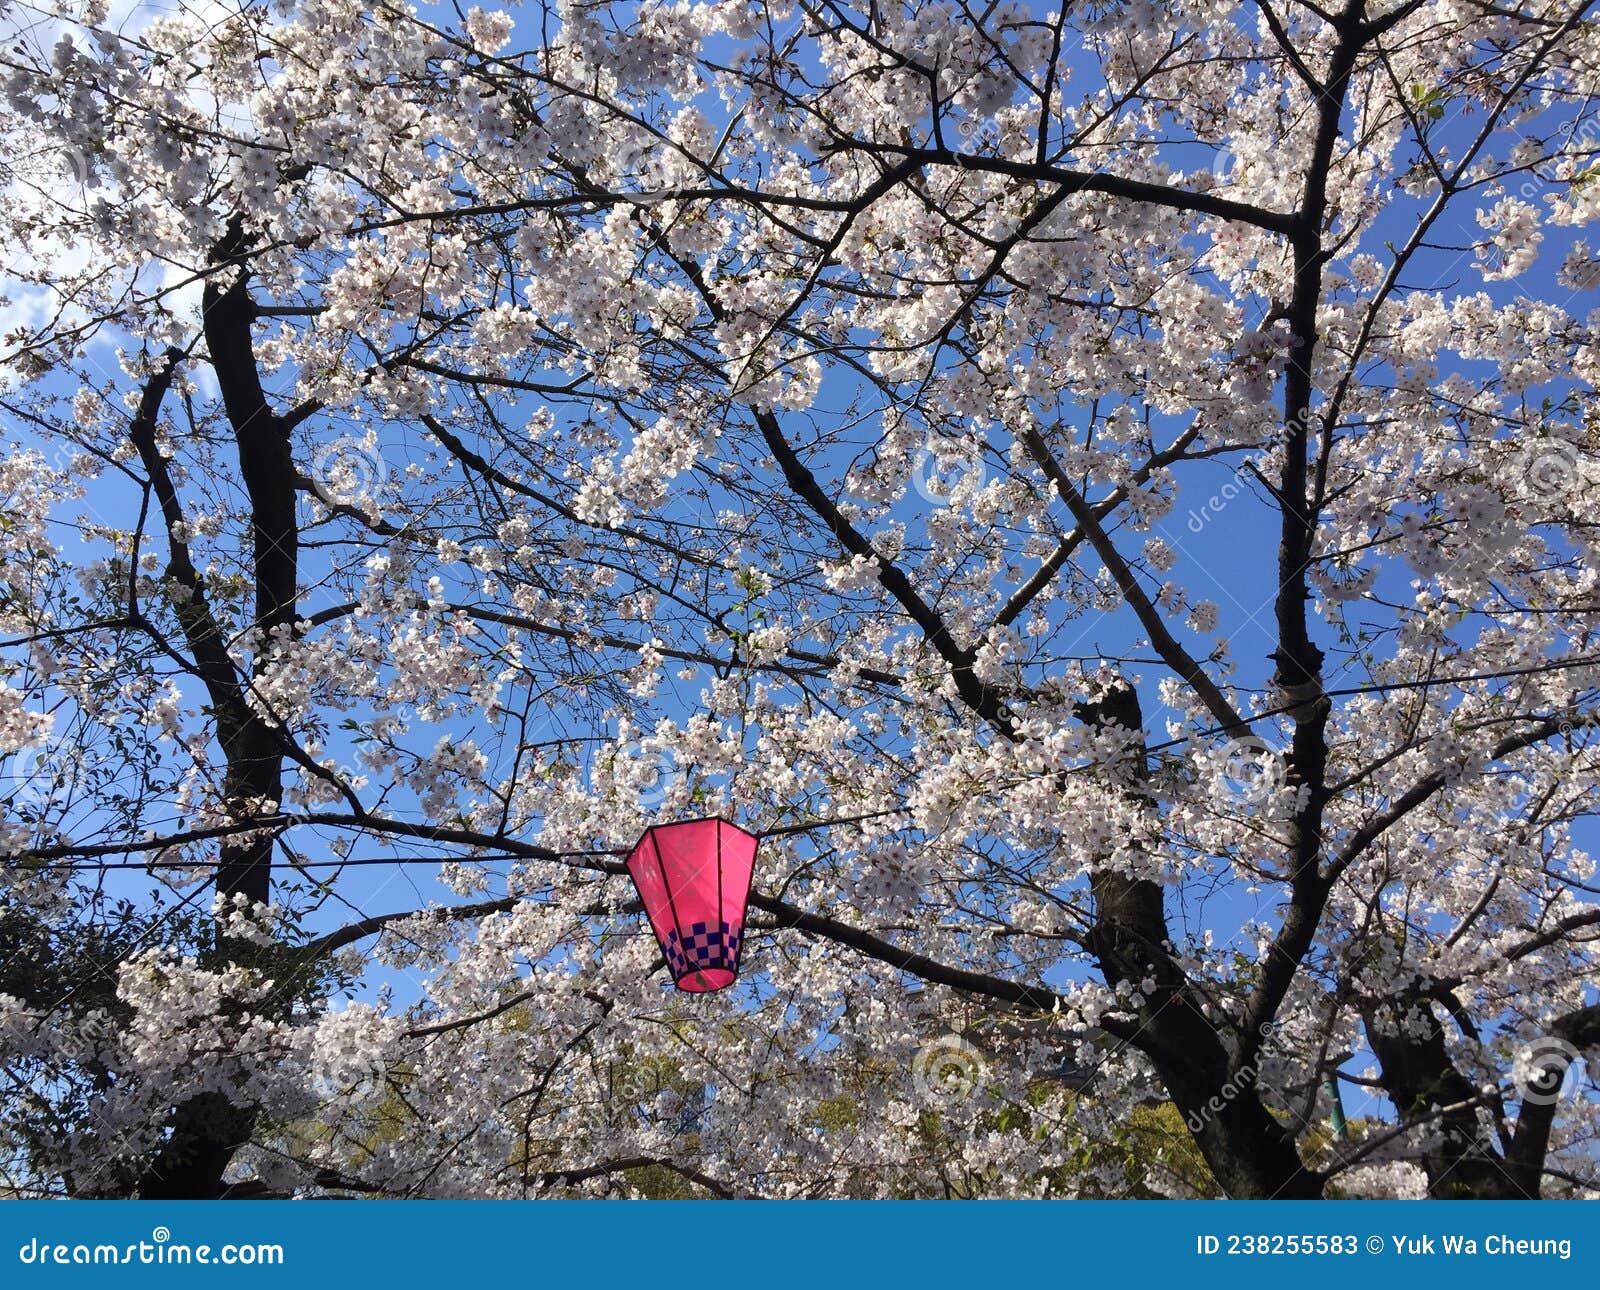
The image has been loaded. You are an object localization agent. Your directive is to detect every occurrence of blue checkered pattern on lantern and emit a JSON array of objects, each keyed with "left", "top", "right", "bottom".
[{"left": 664, "top": 921, "right": 740, "bottom": 976}]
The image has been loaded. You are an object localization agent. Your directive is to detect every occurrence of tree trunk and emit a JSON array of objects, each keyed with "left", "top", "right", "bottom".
[
  {"left": 1079, "top": 682, "right": 1323, "bottom": 1198},
  {"left": 128, "top": 216, "right": 298, "bottom": 1198}
]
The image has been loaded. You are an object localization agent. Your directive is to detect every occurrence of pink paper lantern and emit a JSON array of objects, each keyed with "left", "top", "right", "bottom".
[{"left": 624, "top": 818, "right": 758, "bottom": 993}]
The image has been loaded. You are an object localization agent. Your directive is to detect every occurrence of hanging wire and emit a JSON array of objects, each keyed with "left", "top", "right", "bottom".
[
  {"left": 7, "top": 652, "right": 1596, "bottom": 878},
  {"left": 4, "top": 804, "right": 916, "bottom": 873}
]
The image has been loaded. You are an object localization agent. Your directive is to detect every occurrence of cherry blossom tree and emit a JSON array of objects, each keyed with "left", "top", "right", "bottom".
[{"left": 1, "top": 0, "right": 1597, "bottom": 1199}]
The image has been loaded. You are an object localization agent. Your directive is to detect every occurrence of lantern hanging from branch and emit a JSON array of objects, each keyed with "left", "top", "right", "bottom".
[{"left": 624, "top": 817, "right": 758, "bottom": 993}]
